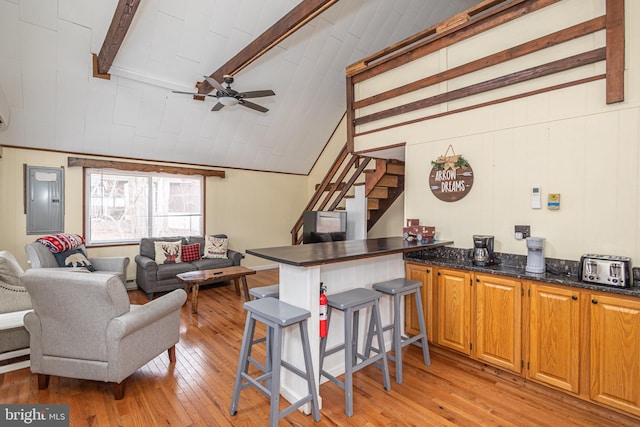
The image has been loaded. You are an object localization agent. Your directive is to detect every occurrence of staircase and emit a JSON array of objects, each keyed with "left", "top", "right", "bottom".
[
  {"left": 364, "top": 158, "right": 405, "bottom": 230},
  {"left": 290, "top": 144, "right": 405, "bottom": 244}
]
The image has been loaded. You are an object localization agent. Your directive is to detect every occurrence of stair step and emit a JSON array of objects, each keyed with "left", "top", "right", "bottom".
[
  {"left": 378, "top": 174, "right": 399, "bottom": 187},
  {"left": 368, "top": 199, "right": 380, "bottom": 210},
  {"left": 386, "top": 163, "right": 405, "bottom": 175},
  {"left": 368, "top": 186, "right": 388, "bottom": 199}
]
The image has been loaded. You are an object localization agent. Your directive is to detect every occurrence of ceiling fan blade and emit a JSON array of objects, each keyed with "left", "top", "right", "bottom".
[
  {"left": 172, "top": 90, "right": 217, "bottom": 98},
  {"left": 211, "top": 102, "right": 225, "bottom": 111},
  {"left": 239, "top": 90, "right": 275, "bottom": 99},
  {"left": 239, "top": 100, "right": 269, "bottom": 113},
  {"left": 203, "top": 76, "right": 227, "bottom": 94}
]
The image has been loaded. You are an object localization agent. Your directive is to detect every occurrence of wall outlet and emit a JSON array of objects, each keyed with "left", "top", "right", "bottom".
[{"left": 515, "top": 225, "right": 530, "bottom": 240}]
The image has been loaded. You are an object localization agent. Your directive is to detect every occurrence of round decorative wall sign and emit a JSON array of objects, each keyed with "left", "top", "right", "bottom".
[{"left": 428, "top": 145, "right": 474, "bottom": 202}]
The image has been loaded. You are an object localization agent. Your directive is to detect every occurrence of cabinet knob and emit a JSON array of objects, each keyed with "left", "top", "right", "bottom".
[
  {"left": 438, "top": 272, "right": 441, "bottom": 276},
  {"left": 426, "top": 269, "right": 430, "bottom": 273},
  {"left": 572, "top": 295, "right": 578, "bottom": 301},
  {"left": 592, "top": 299, "right": 598, "bottom": 304},
  {"left": 476, "top": 278, "right": 480, "bottom": 282}
]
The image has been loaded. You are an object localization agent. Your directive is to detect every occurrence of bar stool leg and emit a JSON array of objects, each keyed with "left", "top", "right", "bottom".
[
  {"left": 299, "top": 319, "right": 321, "bottom": 422},
  {"left": 344, "top": 306, "right": 354, "bottom": 417},
  {"left": 393, "top": 292, "right": 404, "bottom": 383},
  {"left": 230, "top": 312, "right": 255, "bottom": 415},
  {"left": 373, "top": 299, "right": 391, "bottom": 391},
  {"left": 269, "top": 323, "right": 282, "bottom": 427},
  {"left": 414, "top": 288, "right": 431, "bottom": 366}
]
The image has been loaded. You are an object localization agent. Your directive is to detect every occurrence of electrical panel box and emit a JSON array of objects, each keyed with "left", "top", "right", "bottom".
[{"left": 26, "top": 166, "right": 64, "bottom": 235}]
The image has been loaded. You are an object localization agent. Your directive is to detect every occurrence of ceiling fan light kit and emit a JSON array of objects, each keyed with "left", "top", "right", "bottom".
[
  {"left": 172, "top": 75, "right": 274, "bottom": 113},
  {"left": 218, "top": 96, "right": 239, "bottom": 106}
]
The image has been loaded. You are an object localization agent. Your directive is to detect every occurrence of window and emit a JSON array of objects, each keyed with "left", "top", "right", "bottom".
[{"left": 86, "top": 169, "right": 203, "bottom": 245}]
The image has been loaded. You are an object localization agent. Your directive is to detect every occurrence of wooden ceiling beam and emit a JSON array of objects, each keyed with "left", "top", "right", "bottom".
[
  {"left": 198, "top": 0, "right": 339, "bottom": 94},
  {"left": 93, "top": 0, "right": 142, "bottom": 79},
  {"left": 68, "top": 157, "right": 225, "bottom": 178}
]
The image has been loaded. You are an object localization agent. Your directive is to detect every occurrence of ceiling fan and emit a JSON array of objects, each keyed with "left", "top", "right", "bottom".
[{"left": 173, "top": 75, "right": 275, "bottom": 113}]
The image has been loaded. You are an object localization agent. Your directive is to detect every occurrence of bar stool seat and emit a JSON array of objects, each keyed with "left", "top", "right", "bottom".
[
  {"left": 249, "top": 284, "right": 280, "bottom": 300},
  {"left": 319, "top": 287, "right": 391, "bottom": 417},
  {"left": 230, "top": 297, "right": 320, "bottom": 426},
  {"left": 366, "top": 278, "right": 430, "bottom": 384}
]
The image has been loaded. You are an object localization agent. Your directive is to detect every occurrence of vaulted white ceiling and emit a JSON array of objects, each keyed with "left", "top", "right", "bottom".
[{"left": 0, "top": 0, "right": 480, "bottom": 174}]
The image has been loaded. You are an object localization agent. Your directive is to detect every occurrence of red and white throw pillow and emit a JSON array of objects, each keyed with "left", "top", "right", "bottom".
[
  {"left": 204, "top": 236, "right": 228, "bottom": 259},
  {"left": 181, "top": 243, "right": 200, "bottom": 262}
]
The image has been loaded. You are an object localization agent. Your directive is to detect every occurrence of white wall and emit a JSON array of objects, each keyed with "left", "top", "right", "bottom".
[
  {"left": 0, "top": 147, "right": 308, "bottom": 279},
  {"left": 354, "top": 0, "right": 640, "bottom": 260}
]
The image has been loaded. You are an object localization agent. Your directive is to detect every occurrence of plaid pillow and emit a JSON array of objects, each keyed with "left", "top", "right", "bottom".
[{"left": 181, "top": 243, "right": 201, "bottom": 262}]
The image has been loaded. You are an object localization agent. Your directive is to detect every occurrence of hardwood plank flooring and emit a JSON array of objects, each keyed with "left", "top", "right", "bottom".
[{"left": 1, "top": 268, "right": 638, "bottom": 426}]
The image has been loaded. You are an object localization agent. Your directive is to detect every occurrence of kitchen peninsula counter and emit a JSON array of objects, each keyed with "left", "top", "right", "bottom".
[
  {"left": 247, "top": 237, "right": 453, "bottom": 267},
  {"left": 246, "top": 237, "right": 452, "bottom": 413}
]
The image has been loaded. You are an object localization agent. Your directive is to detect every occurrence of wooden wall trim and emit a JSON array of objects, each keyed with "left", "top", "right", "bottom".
[
  {"left": 606, "top": 0, "right": 625, "bottom": 104},
  {"left": 353, "top": 16, "right": 606, "bottom": 111},
  {"left": 67, "top": 157, "right": 225, "bottom": 178},
  {"left": 354, "top": 48, "right": 606, "bottom": 127},
  {"left": 348, "top": 0, "right": 560, "bottom": 82},
  {"left": 354, "top": 74, "right": 605, "bottom": 138}
]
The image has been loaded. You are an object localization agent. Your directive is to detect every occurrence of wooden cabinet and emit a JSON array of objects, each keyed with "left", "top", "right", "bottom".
[
  {"left": 590, "top": 293, "right": 640, "bottom": 416},
  {"left": 528, "top": 283, "right": 580, "bottom": 393},
  {"left": 405, "top": 262, "right": 434, "bottom": 342},
  {"left": 474, "top": 274, "right": 522, "bottom": 373},
  {"left": 436, "top": 268, "right": 471, "bottom": 355},
  {"left": 404, "top": 260, "right": 640, "bottom": 419}
]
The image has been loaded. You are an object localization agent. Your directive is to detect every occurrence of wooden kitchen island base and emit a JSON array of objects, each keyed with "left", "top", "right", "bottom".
[{"left": 177, "top": 266, "right": 256, "bottom": 313}]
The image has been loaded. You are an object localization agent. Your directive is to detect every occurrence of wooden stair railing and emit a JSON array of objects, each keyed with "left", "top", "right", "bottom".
[{"left": 291, "top": 144, "right": 405, "bottom": 245}]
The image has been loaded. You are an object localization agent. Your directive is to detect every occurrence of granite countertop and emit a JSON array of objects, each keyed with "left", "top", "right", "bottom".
[{"left": 405, "top": 246, "right": 640, "bottom": 298}]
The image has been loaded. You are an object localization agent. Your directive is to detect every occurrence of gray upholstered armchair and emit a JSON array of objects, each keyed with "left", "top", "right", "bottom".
[
  {"left": 25, "top": 241, "right": 130, "bottom": 283},
  {"left": 21, "top": 269, "right": 186, "bottom": 399}
]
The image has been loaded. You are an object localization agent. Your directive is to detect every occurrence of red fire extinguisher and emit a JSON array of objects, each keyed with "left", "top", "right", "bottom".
[{"left": 319, "top": 283, "right": 328, "bottom": 338}]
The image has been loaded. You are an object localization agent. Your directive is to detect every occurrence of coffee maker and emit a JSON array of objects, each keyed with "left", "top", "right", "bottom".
[{"left": 472, "top": 235, "right": 495, "bottom": 266}]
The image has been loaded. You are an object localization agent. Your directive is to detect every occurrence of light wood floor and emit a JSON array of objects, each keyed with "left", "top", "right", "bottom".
[{"left": 2, "top": 268, "right": 638, "bottom": 426}]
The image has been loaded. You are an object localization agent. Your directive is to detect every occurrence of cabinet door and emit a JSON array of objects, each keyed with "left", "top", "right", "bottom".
[
  {"left": 529, "top": 284, "right": 580, "bottom": 393},
  {"left": 590, "top": 293, "right": 640, "bottom": 416},
  {"left": 437, "top": 268, "right": 471, "bottom": 355},
  {"left": 474, "top": 274, "right": 522, "bottom": 373},
  {"left": 405, "top": 263, "right": 434, "bottom": 342}
]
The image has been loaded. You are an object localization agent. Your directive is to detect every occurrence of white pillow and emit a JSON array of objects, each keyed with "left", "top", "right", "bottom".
[
  {"left": 154, "top": 241, "right": 182, "bottom": 264},
  {"left": 204, "top": 236, "right": 228, "bottom": 259}
]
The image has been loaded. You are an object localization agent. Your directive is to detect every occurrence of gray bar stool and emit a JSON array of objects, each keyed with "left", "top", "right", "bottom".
[
  {"left": 366, "top": 278, "right": 430, "bottom": 384},
  {"left": 249, "top": 284, "right": 280, "bottom": 300},
  {"left": 230, "top": 297, "right": 320, "bottom": 426},
  {"left": 319, "top": 287, "right": 391, "bottom": 417}
]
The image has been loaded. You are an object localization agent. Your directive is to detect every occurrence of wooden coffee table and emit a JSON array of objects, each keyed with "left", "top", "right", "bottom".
[{"left": 177, "top": 266, "right": 256, "bottom": 313}]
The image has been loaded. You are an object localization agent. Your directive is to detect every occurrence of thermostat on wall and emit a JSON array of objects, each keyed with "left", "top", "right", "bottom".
[{"left": 531, "top": 186, "right": 541, "bottom": 209}]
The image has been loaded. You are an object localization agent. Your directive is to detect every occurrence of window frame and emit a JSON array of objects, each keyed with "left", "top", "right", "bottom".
[{"left": 84, "top": 168, "right": 204, "bottom": 246}]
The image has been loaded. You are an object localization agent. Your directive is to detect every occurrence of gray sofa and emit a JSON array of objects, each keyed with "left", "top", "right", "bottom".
[
  {"left": 0, "top": 251, "right": 31, "bottom": 364},
  {"left": 135, "top": 235, "right": 242, "bottom": 299}
]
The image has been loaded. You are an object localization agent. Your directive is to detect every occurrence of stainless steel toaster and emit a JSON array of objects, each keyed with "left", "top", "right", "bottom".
[{"left": 579, "top": 254, "right": 632, "bottom": 287}]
